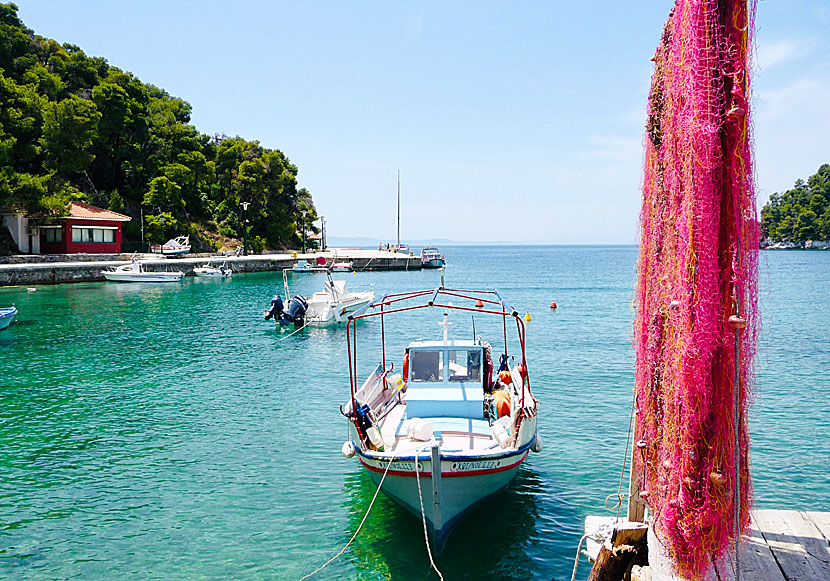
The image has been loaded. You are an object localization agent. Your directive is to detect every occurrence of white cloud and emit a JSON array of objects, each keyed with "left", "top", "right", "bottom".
[{"left": 755, "top": 39, "right": 805, "bottom": 70}]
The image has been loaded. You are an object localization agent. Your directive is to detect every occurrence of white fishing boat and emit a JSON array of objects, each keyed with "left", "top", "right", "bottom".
[
  {"left": 340, "top": 287, "right": 541, "bottom": 551},
  {"left": 264, "top": 269, "right": 374, "bottom": 327},
  {"left": 420, "top": 246, "right": 445, "bottom": 268},
  {"left": 193, "top": 261, "right": 232, "bottom": 278},
  {"left": 150, "top": 235, "right": 191, "bottom": 256},
  {"left": 0, "top": 306, "right": 17, "bottom": 331},
  {"left": 102, "top": 258, "right": 184, "bottom": 282}
]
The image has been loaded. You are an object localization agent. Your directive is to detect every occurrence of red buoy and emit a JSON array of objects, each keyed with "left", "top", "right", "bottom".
[
  {"left": 475, "top": 299, "right": 484, "bottom": 308},
  {"left": 550, "top": 301, "right": 557, "bottom": 309}
]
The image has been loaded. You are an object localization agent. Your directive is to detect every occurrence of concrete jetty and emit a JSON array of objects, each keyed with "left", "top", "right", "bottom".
[{"left": 0, "top": 249, "right": 423, "bottom": 287}]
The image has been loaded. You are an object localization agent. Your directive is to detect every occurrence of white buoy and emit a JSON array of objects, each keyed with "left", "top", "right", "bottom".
[{"left": 341, "top": 441, "right": 356, "bottom": 458}]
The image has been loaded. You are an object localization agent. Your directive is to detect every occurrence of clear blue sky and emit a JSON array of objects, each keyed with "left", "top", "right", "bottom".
[{"left": 17, "top": 1, "right": 830, "bottom": 243}]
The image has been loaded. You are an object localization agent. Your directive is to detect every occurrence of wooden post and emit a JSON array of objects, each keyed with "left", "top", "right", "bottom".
[{"left": 627, "top": 414, "right": 646, "bottom": 522}]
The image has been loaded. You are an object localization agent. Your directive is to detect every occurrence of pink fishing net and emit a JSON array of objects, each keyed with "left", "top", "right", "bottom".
[{"left": 634, "top": 1, "right": 758, "bottom": 577}]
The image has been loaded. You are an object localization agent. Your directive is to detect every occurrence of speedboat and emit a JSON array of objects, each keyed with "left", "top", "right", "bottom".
[
  {"left": 150, "top": 235, "right": 191, "bottom": 256},
  {"left": 193, "top": 261, "right": 232, "bottom": 278},
  {"left": 264, "top": 270, "right": 374, "bottom": 327},
  {"left": 420, "top": 246, "right": 445, "bottom": 268},
  {"left": 292, "top": 260, "right": 316, "bottom": 273},
  {"left": 331, "top": 261, "right": 353, "bottom": 272},
  {"left": 0, "top": 306, "right": 17, "bottom": 331},
  {"left": 340, "top": 288, "right": 541, "bottom": 551},
  {"left": 102, "top": 258, "right": 184, "bottom": 282}
]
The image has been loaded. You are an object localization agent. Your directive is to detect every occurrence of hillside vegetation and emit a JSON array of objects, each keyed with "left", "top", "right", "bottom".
[
  {"left": 0, "top": 3, "right": 316, "bottom": 251},
  {"left": 761, "top": 164, "right": 830, "bottom": 245}
]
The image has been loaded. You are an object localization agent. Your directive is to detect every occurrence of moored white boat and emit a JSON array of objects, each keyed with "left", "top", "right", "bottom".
[
  {"left": 340, "top": 288, "right": 541, "bottom": 551},
  {"left": 0, "top": 306, "right": 17, "bottom": 331},
  {"left": 102, "top": 259, "right": 184, "bottom": 282},
  {"left": 264, "top": 270, "right": 374, "bottom": 327},
  {"left": 150, "top": 235, "right": 191, "bottom": 256},
  {"left": 193, "top": 261, "right": 232, "bottom": 278},
  {"left": 304, "top": 279, "right": 374, "bottom": 325}
]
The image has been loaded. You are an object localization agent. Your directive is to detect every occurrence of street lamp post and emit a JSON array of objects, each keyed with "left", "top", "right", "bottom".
[
  {"left": 241, "top": 202, "right": 250, "bottom": 256},
  {"left": 301, "top": 210, "right": 307, "bottom": 254}
]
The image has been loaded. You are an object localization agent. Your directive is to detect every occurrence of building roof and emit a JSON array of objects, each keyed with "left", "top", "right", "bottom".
[{"left": 67, "top": 201, "right": 132, "bottom": 222}]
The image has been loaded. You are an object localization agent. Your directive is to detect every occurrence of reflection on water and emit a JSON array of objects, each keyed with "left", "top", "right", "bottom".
[{"left": 342, "top": 465, "right": 573, "bottom": 580}]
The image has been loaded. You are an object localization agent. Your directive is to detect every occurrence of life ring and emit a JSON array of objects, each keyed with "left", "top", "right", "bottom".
[{"left": 402, "top": 352, "right": 410, "bottom": 383}]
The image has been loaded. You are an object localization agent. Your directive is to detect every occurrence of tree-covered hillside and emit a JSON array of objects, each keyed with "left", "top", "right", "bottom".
[
  {"left": 761, "top": 164, "right": 830, "bottom": 245},
  {"left": 0, "top": 3, "right": 316, "bottom": 251}
]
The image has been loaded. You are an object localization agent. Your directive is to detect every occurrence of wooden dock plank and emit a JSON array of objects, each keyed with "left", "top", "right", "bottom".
[
  {"left": 805, "top": 510, "right": 830, "bottom": 544},
  {"left": 715, "top": 513, "right": 785, "bottom": 581},
  {"left": 754, "top": 509, "right": 830, "bottom": 580}
]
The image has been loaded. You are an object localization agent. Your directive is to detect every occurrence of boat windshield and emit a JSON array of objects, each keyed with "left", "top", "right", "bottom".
[
  {"left": 410, "top": 350, "right": 443, "bottom": 383},
  {"left": 447, "top": 350, "right": 482, "bottom": 382}
]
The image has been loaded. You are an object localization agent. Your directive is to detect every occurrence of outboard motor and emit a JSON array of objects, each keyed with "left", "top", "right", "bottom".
[
  {"left": 280, "top": 295, "right": 308, "bottom": 327},
  {"left": 264, "top": 295, "right": 284, "bottom": 321}
]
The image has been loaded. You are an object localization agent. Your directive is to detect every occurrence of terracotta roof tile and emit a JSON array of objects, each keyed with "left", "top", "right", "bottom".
[{"left": 68, "top": 201, "right": 132, "bottom": 222}]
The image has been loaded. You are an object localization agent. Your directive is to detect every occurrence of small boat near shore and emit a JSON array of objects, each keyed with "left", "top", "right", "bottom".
[
  {"left": 420, "top": 246, "right": 445, "bottom": 268},
  {"left": 331, "top": 261, "right": 353, "bottom": 272},
  {"left": 264, "top": 270, "right": 374, "bottom": 327},
  {"left": 292, "top": 260, "right": 319, "bottom": 273},
  {"left": 193, "top": 261, "right": 232, "bottom": 278},
  {"left": 102, "top": 258, "right": 184, "bottom": 283},
  {"left": 340, "top": 287, "right": 541, "bottom": 551},
  {"left": 0, "top": 306, "right": 17, "bottom": 331},
  {"left": 150, "top": 235, "right": 191, "bottom": 257}
]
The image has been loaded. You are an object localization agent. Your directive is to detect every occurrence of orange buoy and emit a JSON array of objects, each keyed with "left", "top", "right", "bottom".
[
  {"left": 492, "top": 390, "right": 511, "bottom": 418},
  {"left": 498, "top": 370, "right": 512, "bottom": 386},
  {"left": 475, "top": 299, "right": 484, "bottom": 308},
  {"left": 369, "top": 267, "right": 373, "bottom": 272},
  {"left": 550, "top": 301, "right": 557, "bottom": 309}
]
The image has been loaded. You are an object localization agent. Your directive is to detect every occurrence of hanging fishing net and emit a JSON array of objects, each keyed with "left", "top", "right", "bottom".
[{"left": 633, "top": 0, "right": 758, "bottom": 577}]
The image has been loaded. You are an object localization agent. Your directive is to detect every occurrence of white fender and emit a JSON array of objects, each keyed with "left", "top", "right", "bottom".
[
  {"left": 531, "top": 431, "right": 543, "bottom": 453},
  {"left": 341, "top": 440, "right": 356, "bottom": 458}
]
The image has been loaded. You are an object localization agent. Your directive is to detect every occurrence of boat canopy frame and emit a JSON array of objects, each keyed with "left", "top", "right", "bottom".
[{"left": 345, "top": 286, "right": 534, "bottom": 436}]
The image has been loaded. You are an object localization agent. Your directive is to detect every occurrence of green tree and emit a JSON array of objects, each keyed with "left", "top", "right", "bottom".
[{"left": 41, "top": 95, "right": 100, "bottom": 175}]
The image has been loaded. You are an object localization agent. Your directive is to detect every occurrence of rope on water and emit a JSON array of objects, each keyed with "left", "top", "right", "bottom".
[
  {"left": 298, "top": 452, "right": 397, "bottom": 581},
  {"left": 415, "top": 446, "right": 444, "bottom": 580},
  {"left": 276, "top": 324, "right": 306, "bottom": 342}
]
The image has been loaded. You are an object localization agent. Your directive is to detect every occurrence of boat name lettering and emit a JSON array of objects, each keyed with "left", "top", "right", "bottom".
[
  {"left": 451, "top": 460, "right": 499, "bottom": 471},
  {"left": 382, "top": 461, "right": 423, "bottom": 471}
]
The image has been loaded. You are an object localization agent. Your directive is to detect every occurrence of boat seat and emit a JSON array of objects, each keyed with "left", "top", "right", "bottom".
[
  {"left": 404, "top": 384, "right": 484, "bottom": 419},
  {"left": 396, "top": 415, "right": 492, "bottom": 437}
]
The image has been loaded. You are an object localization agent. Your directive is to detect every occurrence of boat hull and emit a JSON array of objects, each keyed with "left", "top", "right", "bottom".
[
  {"left": 193, "top": 268, "right": 231, "bottom": 278},
  {"left": 102, "top": 272, "right": 184, "bottom": 282},
  {"left": 305, "top": 293, "right": 374, "bottom": 326},
  {"left": 421, "top": 259, "right": 445, "bottom": 268},
  {"left": 0, "top": 307, "right": 17, "bottom": 331},
  {"left": 354, "top": 435, "right": 533, "bottom": 551}
]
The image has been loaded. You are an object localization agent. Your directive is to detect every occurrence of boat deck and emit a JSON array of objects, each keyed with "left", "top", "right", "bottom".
[
  {"left": 378, "top": 403, "right": 498, "bottom": 454},
  {"left": 583, "top": 509, "right": 830, "bottom": 579}
]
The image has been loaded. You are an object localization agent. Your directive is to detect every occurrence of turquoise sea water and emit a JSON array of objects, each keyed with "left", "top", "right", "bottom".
[{"left": 0, "top": 246, "right": 827, "bottom": 580}]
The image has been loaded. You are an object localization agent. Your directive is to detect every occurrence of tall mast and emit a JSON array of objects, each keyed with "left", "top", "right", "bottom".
[{"left": 396, "top": 169, "right": 401, "bottom": 247}]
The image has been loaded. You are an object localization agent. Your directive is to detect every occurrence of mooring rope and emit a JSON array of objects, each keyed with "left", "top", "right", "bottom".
[
  {"left": 276, "top": 324, "right": 306, "bottom": 342},
  {"left": 414, "top": 446, "right": 444, "bottom": 580},
  {"left": 298, "top": 451, "right": 398, "bottom": 581}
]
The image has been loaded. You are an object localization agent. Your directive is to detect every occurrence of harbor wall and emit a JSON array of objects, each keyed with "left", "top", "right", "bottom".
[{"left": 0, "top": 251, "right": 422, "bottom": 287}]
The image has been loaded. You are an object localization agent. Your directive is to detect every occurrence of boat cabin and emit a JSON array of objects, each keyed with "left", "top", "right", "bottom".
[{"left": 404, "top": 340, "right": 485, "bottom": 420}]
